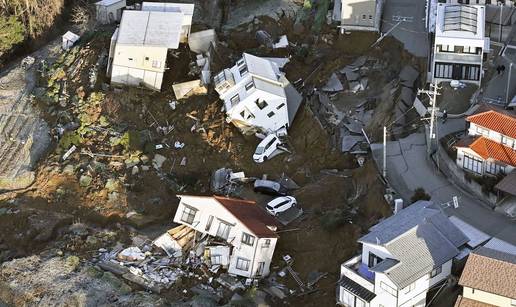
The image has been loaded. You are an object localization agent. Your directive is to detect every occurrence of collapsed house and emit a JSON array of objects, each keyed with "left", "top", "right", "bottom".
[
  {"left": 213, "top": 53, "right": 302, "bottom": 135},
  {"left": 172, "top": 195, "right": 280, "bottom": 279},
  {"left": 107, "top": 2, "right": 194, "bottom": 91}
]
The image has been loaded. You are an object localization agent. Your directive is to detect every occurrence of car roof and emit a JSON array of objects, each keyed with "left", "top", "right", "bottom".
[
  {"left": 254, "top": 179, "right": 280, "bottom": 188},
  {"left": 258, "top": 134, "right": 277, "bottom": 145},
  {"left": 269, "top": 196, "right": 290, "bottom": 206}
]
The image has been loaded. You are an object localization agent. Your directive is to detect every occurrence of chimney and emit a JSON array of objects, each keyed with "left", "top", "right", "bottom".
[{"left": 394, "top": 199, "right": 403, "bottom": 214}]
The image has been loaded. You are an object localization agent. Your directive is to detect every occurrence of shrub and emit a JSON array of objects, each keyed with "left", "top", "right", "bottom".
[
  {"left": 410, "top": 187, "right": 431, "bottom": 203},
  {"left": 0, "top": 16, "right": 25, "bottom": 55},
  {"left": 319, "top": 208, "right": 351, "bottom": 231}
]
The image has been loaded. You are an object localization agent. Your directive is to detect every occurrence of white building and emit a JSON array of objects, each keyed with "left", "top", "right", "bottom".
[
  {"left": 107, "top": 2, "right": 194, "bottom": 91},
  {"left": 95, "top": 0, "right": 126, "bottom": 24},
  {"left": 337, "top": 200, "right": 468, "bottom": 307},
  {"left": 173, "top": 195, "right": 280, "bottom": 278},
  {"left": 431, "top": 3, "right": 489, "bottom": 85},
  {"left": 213, "top": 53, "right": 302, "bottom": 135},
  {"left": 455, "top": 107, "right": 516, "bottom": 175},
  {"left": 334, "top": 0, "right": 384, "bottom": 33}
]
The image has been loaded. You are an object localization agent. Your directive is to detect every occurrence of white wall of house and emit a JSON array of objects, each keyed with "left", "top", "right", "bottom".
[
  {"left": 462, "top": 286, "right": 515, "bottom": 306},
  {"left": 468, "top": 123, "right": 516, "bottom": 149},
  {"left": 110, "top": 45, "right": 168, "bottom": 90},
  {"left": 456, "top": 146, "right": 515, "bottom": 175},
  {"left": 172, "top": 196, "right": 277, "bottom": 278},
  {"left": 371, "top": 272, "right": 398, "bottom": 307},
  {"left": 96, "top": 0, "right": 126, "bottom": 24},
  {"left": 360, "top": 243, "right": 393, "bottom": 266},
  {"left": 340, "top": 0, "right": 382, "bottom": 32}
]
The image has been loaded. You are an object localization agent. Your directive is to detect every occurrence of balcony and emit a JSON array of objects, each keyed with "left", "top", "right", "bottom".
[
  {"left": 340, "top": 254, "right": 375, "bottom": 292},
  {"left": 434, "top": 52, "right": 482, "bottom": 64}
]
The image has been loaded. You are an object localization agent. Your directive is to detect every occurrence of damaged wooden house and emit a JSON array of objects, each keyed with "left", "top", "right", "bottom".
[
  {"left": 213, "top": 53, "right": 302, "bottom": 135},
  {"left": 107, "top": 2, "right": 194, "bottom": 90},
  {"left": 171, "top": 195, "right": 280, "bottom": 279}
]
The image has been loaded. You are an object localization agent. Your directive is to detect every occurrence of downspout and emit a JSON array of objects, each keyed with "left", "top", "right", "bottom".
[{"left": 249, "top": 237, "right": 259, "bottom": 278}]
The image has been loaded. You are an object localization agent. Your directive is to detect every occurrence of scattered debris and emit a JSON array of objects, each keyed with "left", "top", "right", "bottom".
[
  {"left": 172, "top": 80, "right": 208, "bottom": 100},
  {"left": 273, "top": 35, "right": 289, "bottom": 49}
]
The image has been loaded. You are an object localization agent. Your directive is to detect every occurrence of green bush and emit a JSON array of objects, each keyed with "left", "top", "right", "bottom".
[
  {"left": 0, "top": 16, "right": 25, "bottom": 55},
  {"left": 319, "top": 208, "right": 351, "bottom": 231},
  {"left": 410, "top": 187, "right": 431, "bottom": 203}
]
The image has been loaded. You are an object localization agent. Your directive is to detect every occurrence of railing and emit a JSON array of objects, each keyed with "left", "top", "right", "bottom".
[
  {"left": 341, "top": 254, "right": 375, "bottom": 292},
  {"left": 434, "top": 52, "right": 482, "bottom": 64}
]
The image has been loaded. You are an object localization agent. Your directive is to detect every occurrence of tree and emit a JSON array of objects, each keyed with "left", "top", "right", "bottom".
[
  {"left": 410, "top": 187, "right": 431, "bottom": 203},
  {"left": 0, "top": 16, "right": 25, "bottom": 55}
]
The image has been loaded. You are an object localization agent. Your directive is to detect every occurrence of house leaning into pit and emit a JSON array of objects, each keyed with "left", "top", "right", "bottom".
[
  {"left": 213, "top": 53, "right": 302, "bottom": 135},
  {"left": 173, "top": 195, "right": 280, "bottom": 279},
  {"left": 107, "top": 2, "right": 194, "bottom": 91}
]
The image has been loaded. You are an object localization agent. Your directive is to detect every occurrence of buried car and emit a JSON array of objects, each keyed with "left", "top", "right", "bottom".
[
  {"left": 253, "top": 134, "right": 281, "bottom": 163},
  {"left": 266, "top": 196, "right": 297, "bottom": 216},
  {"left": 253, "top": 179, "right": 288, "bottom": 196}
]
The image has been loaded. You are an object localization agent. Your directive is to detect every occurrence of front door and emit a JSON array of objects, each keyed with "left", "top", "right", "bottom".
[{"left": 452, "top": 64, "right": 462, "bottom": 80}]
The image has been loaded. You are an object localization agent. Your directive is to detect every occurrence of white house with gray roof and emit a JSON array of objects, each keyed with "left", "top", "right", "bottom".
[
  {"left": 337, "top": 201, "right": 469, "bottom": 307},
  {"left": 107, "top": 2, "right": 194, "bottom": 91},
  {"left": 213, "top": 53, "right": 302, "bottom": 135}
]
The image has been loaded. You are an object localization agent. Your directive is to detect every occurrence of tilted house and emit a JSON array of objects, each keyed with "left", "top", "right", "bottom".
[
  {"left": 213, "top": 53, "right": 302, "bottom": 135},
  {"left": 95, "top": 0, "right": 126, "bottom": 25},
  {"left": 335, "top": 0, "right": 384, "bottom": 33},
  {"left": 432, "top": 3, "right": 489, "bottom": 85},
  {"left": 107, "top": 2, "right": 194, "bottom": 91},
  {"left": 173, "top": 195, "right": 280, "bottom": 278},
  {"left": 455, "top": 247, "right": 516, "bottom": 307},
  {"left": 455, "top": 108, "right": 516, "bottom": 175},
  {"left": 337, "top": 201, "right": 468, "bottom": 307}
]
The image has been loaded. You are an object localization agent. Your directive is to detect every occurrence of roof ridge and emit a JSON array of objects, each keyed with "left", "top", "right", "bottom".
[{"left": 468, "top": 109, "right": 516, "bottom": 122}]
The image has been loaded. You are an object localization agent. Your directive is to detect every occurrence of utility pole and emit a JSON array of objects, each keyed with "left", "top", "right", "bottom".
[
  {"left": 418, "top": 83, "right": 440, "bottom": 154},
  {"left": 506, "top": 62, "right": 513, "bottom": 106},
  {"left": 383, "top": 126, "right": 387, "bottom": 178},
  {"left": 499, "top": 1, "right": 503, "bottom": 42}
]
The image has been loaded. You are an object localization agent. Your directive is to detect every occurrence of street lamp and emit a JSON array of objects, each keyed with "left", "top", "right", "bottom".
[{"left": 506, "top": 62, "right": 513, "bottom": 106}]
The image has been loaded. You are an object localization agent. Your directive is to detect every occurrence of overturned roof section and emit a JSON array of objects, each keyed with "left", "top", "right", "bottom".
[
  {"left": 141, "top": 2, "right": 194, "bottom": 26},
  {"left": 213, "top": 196, "right": 280, "bottom": 238},
  {"left": 117, "top": 10, "right": 183, "bottom": 48},
  {"left": 244, "top": 53, "right": 281, "bottom": 82},
  {"left": 459, "top": 247, "right": 516, "bottom": 299},
  {"left": 359, "top": 201, "right": 468, "bottom": 288}
]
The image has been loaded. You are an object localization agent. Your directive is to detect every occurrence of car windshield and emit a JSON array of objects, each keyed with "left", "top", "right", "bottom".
[
  {"left": 275, "top": 200, "right": 289, "bottom": 208},
  {"left": 255, "top": 146, "right": 265, "bottom": 154}
]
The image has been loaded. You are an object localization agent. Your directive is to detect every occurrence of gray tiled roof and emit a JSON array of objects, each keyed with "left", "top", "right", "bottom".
[
  {"left": 369, "top": 258, "right": 399, "bottom": 273},
  {"left": 358, "top": 201, "right": 468, "bottom": 289}
]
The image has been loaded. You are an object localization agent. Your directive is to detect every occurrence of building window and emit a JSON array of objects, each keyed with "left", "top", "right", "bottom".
[
  {"left": 145, "top": 57, "right": 149, "bottom": 60},
  {"left": 369, "top": 15, "right": 373, "bottom": 19},
  {"left": 485, "top": 161, "right": 501, "bottom": 175},
  {"left": 430, "top": 265, "right": 442, "bottom": 278},
  {"left": 362, "top": 14, "right": 366, "bottom": 19},
  {"left": 240, "top": 108, "right": 255, "bottom": 120},
  {"left": 267, "top": 111, "right": 275, "bottom": 118},
  {"left": 502, "top": 136, "right": 515, "bottom": 148},
  {"left": 180, "top": 206, "right": 197, "bottom": 224},
  {"left": 255, "top": 99, "right": 268, "bottom": 110},
  {"left": 241, "top": 232, "right": 255, "bottom": 246},
  {"left": 152, "top": 60, "right": 161, "bottom": 68},
  {"left": 236, "top": 257, "right": 250, "bottom": 271},
  {"left": 380, "top": 281, "right": 397, "bottom": 296},
  {"left": 237, "top": 58, "right": 248, "bottom": 77},
  {"left": 262, "top": 239, "right": 271, "bottom": 248},
  {"left": 245, "top": 81, "right": 254, "bottom": 91},
  {"left": 216, "top": 221, "right": 232, "bottom": 240},
  {"left": 356, "top": 298, "right": 366, "bottom": 307},
  {"left": 211, "top": 255, "right": 222, "bottom": 265},
  {"left": 276, "top": 103, "right": 286, "bottom": 110},
  {"left": 404, "top": 282, "right": 416, "bottom": 294},
  {"left": 256, "top": 262, "right": 265, "bottom": 276},
  {"left": 434, "top": 63, "right": 453, "bottom": 79},
  {"left": 230, "top": 94, "right": 240, "bottom": 106},
  {"left": 368, "top": 252, "right": 382, "bottom": 267},
  {"left": 463, "top": 154, "right": 483, "bottom": 174}
]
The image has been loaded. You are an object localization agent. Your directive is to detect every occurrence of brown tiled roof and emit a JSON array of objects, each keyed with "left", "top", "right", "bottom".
[
  {"left": 454, "top": 296, "right": 496, "bottom": 307},
  {"left": 214, "top": 196, "right": 280, "bottom": 238},
  {"left": 461, "top": 136, "right": 516, "bottom": 166},
  {"left": 467, "top": 110, "right": 516, "bottom": 139},
  {"left": 495, "top": 170, "right": 516, "bottom": 196},
  {"left": 459, "top": 247, "right": 516, "bottom": 299}
]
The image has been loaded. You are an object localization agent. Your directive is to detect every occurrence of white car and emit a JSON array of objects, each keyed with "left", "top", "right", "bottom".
[
  {"left": 266, "top": 196, "right": 297, "bottom": 216},
  {"left": 253, "top": 134, "right": 281, "bottom": 163}
]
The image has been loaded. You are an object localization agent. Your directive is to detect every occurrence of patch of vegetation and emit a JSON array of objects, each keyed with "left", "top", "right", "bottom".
[
  {"left": 465, "top": 172, "right": 504, "bottom": 195},
  {"left": 0, "top": 16, "right": 25, "bottom": 55},
  {"left": 58, "top": 130, "right": 83, "bottom": 153},
  {"left": 319, "top": 207, "right": 352, "bottom": 231},
  {"left": 410, "top": 187, "right": 431, "bottom": 203}
]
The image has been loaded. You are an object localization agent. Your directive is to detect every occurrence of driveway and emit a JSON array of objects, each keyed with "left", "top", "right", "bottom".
[
  {"left": 371, "top": 120, "right": 516, "bottom": 245},
  {"left": 381, "top": 0, "right": 429, "bottom": 58}
]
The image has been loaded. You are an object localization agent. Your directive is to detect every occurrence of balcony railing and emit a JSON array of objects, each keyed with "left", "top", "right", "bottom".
[
  {"left": 341, "top": 254, "right": 375, "bottom": 292},
  {"left": 434, "top": 52, "right": 482, "bottom": 64}
]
